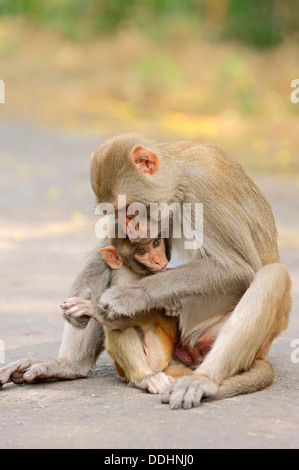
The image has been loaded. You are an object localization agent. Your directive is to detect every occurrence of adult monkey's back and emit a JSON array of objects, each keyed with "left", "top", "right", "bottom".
[{"left": 0, "top": 133, "right": 291, "bottom": 409}]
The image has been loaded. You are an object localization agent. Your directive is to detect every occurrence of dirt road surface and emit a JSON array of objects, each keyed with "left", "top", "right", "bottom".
[{"left": 1, "top": 121, "right": 298, "bottom": 449}]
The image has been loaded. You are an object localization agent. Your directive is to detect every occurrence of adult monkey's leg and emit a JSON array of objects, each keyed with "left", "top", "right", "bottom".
[
  {"left": 0, "top": 320, "right": 105, "bottom": 387},
  {"left": 161, "top": 263, "right": 291, "bottom": 409}
]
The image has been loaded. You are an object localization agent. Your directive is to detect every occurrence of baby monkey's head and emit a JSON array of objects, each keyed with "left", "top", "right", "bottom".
[{"left": 99, "top": 236, "right": 170, "bottom": 277}]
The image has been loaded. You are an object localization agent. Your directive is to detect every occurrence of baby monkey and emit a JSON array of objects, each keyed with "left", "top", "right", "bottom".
[{"left": 62, "top": 234, "right": 191, "bottom": 394}]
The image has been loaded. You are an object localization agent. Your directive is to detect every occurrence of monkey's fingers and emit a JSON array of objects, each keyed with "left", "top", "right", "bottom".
[
  {"left": 163, "top": 306, "right": 181, "bottom": 317},
  {"left": 162, "top": 296, "right": 182, "bottom": 317},
  {"left": 0, "top": 358, "right": 33, "bottom": 387},
  {"left": 64, "top": 303, "right": 112, "bottom": 327},
  {"left": 60, "top": 297, "right": 91, "bottom": 310},
  {"left": 9, "top": 363, "right": 59, "bottom": 384},
  {"left": 141, "top": 372, "right": 175, "bottom": 394},
  {"left": 163, "top": 375, "right": 219, "bottom": 409},
  {"left": 161, "top": 382, "right": 175, "bottom": 404},
  {"left": 60, "top": 297, "right": 78, "bottom": 309},
  {"left": 10, "top": 370, "right": 28, "bottom": 384},
  {"left": 64, "top": 305, "right": 92, "bottom": 318}
]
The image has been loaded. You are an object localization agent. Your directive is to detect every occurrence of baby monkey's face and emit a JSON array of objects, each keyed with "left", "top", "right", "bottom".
[
  {"left": 99, "top": 236, "right": 169, "bottom": 276},
  {"left": 134, "top": 238, "right": 168, "bottom": 273}
]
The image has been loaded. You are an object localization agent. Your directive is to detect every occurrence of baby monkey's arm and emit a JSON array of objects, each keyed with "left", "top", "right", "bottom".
[
  {"left": 61, "top": 295, "right": 181, "bottom": 330},
  {"left": 61, "top": 297, "right": 146, "bottom": 330},
  {"left": 61, "top": 297, "right": 118, "bottom": 329}
]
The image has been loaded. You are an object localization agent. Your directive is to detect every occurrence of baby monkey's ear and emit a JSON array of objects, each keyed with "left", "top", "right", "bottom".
[
  {"left": 130, "top": 146, "right": 159, "bottom": 176},
  {"left": 99, "top": 246, "right": 123, "bottom": 270}
]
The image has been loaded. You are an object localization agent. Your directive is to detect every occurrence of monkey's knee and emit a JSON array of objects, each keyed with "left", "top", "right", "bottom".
[{"left": 64, "top": 313, "right": 90, "bottom": 329}]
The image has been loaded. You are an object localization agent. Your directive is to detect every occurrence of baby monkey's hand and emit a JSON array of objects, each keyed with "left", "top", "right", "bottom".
[
  {"left": 61, "top": 297, "right": 96, "bottom": 318},
  {"left": 61, "top": 297, "right": 125, "bottom": 330},
  {"left": 61, "top": 289, "right": 92, "bottom": 329}
]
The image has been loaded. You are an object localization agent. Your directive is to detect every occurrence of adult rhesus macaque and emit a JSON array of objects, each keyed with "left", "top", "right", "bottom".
[{"left": 0, "top": 133, "right": 290, "bottom": 409}]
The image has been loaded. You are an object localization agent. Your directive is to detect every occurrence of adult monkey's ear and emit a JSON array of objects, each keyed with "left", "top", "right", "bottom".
[
  {"left": 99, "top": 246, "right": 123, "bottom": 270},
  {"left": 130, "top": 146, "right": 159, "bottom": 175}
]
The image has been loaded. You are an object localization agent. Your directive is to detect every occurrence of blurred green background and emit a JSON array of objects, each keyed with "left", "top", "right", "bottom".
[{"left": 0, "top": 0, "right": 298, "bottom": 174}]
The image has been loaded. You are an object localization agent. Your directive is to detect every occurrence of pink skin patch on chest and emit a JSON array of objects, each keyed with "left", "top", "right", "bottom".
[{"left": 173, "top": 335, "right": 215, "bottom": 367}]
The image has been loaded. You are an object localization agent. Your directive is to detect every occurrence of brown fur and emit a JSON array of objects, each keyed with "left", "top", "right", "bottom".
[{"left": 104, "top": 310, "right": 178, "bottom": 392}]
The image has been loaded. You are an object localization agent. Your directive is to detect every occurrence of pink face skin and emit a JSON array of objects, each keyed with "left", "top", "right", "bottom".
[{"left": 134, "top": 238, "right": 168, "bottom": 273}]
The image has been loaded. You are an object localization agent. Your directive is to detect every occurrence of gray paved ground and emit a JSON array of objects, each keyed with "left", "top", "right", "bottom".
[{"left": 0, "top": 121, "right": 298, "bottom": 449}]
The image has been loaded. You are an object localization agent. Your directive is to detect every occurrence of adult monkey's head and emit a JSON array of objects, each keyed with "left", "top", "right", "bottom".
[{"left": 90, "top": 133, "right": 181, "bottom": 209}]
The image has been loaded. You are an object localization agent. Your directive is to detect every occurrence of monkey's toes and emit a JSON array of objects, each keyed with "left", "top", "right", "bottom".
[
  {"left": 141, "top": 372, "right": 174, "bottom": 394},
  {"left": 161, "top": 382, "right": 176, "bottom": 403},
  {"left": 162, "top": 375, "right": 219, "bottom": 409},
  {"left": 0, "top": 358, "right": 32, "bottom": 386}
]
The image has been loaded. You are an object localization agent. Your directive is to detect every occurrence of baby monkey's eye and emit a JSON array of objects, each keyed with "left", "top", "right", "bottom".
[
  {"left": 136, "top": 248, "right": 147, "bottom": 256},
  {"left": 152, "top": 239, "right": 160, "bottom": 248}
]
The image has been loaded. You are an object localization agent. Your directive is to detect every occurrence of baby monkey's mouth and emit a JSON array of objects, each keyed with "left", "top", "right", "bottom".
[{"left": 150, "top": 263, "right": 168, "bottom": 273}]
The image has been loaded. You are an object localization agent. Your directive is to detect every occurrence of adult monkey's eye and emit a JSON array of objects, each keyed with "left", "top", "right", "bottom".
[
  {"left": 152, "top": 239, "right": 160, "bottom": 248},
  {"left": 137, "top": 248, "right": 146, "bottom": 256}
]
